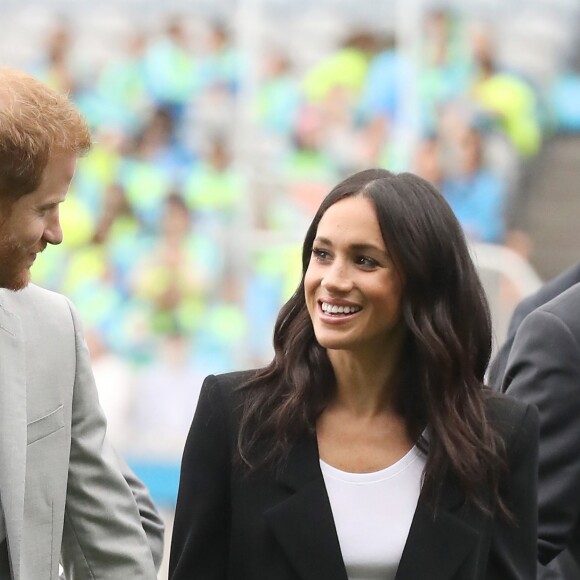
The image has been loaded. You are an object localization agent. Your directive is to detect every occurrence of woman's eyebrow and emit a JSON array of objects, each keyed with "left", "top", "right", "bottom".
[
  {"left": 313, "top": 236, "right": 333, "bottom": 246},
  {"left": 314, "top": 237, "right": 387, "bottom": 256},
  {"left": 350, "top": 243, "right": 386, "bottom": 254}
]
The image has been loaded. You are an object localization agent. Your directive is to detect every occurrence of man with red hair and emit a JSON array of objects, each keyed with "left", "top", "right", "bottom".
[{"left": 0, "top": 66, "right": 163, "bottom": 579}]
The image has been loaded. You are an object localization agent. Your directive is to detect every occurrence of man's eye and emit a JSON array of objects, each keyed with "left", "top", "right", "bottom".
[{"left": 37, "top": 205, "right": 55, "bottom": 216}]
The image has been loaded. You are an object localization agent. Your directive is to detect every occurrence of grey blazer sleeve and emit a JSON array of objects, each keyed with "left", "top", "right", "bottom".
[
  {"left": 108, "top": 445, "right": 165, "bottom": 570},
  {"left": 503, "top": 308, "right": 580, "bottom": 566},
  {"left": 60, "top": 300, "right": 159, "bottom": 579}
]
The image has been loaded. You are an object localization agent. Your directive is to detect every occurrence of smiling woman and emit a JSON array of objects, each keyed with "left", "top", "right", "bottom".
[
  {"left": 170, "top": 168, "right": 539, "bottom": 580},
  {"left": 305, "top": 195, "right": 403, "bottom": 357}
]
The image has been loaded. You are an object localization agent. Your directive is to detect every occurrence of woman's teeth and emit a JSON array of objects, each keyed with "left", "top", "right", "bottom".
[{"left": 321, "top": 302, "right": 361, "bottom": 315}]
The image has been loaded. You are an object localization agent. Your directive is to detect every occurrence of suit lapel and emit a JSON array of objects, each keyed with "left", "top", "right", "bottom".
[
  {"left": 0, "top": 300, "right": 27, "bottom": 580},
  {"left": 262, "top": 428, "right": 480, "bottom": 580},
  {"left": 396, "top": 481, "right": 479, "bottom": 579},
  {"left": 263, "top": 431, "right": 349, "bottom": 580}
]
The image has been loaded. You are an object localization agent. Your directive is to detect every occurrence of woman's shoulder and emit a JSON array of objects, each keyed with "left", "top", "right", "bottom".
[
  {"left": 483, "top": 389, "right": 539, "bottom": 450},
  {"left": 199, "top": 369, "right": 263, "bottom": 407},
  {"left": 484, "top": 389, "right": 530, "bottom": 422},
  {"left": 205, "top": 369, "right": 261, "bottom": 388}
]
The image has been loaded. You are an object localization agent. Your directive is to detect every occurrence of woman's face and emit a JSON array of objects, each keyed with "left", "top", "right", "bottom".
[{"left": 304, "top": 195, "right": 404, "bottom": 356}]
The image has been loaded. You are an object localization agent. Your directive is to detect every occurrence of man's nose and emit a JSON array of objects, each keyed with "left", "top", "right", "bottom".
[{"left": 43, "top": 213, "right": 63, "bottom": 245}]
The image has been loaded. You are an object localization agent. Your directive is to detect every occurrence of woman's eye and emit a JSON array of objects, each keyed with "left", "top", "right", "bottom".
[
  {"left": 356, "top": 256, "right": 378, "bottom": 268},
  {"left": 312, "top": 248, "right": 330, "bottom": 261}
]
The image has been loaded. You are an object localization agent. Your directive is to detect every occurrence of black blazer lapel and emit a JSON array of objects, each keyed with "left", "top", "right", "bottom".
[
  {"left": 396, "top": 488, "right": 479, "bottom": 580},
  {"left": 263, "top": 431, "right": 348, "bottom": 580}
]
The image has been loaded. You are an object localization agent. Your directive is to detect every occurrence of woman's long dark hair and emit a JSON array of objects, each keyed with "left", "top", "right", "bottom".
[{"left": 238, "top": 168, "right": 507, "bottom": 516}]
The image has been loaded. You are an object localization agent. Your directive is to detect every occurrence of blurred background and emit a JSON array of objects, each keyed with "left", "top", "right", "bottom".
[{"left": 2, "top": 0, "right": 580, "bottom": 575}]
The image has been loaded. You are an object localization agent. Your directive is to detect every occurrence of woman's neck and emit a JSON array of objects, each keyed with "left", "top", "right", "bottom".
[{"left": 326, "top": 330, "right": 405, "bottom": 417}]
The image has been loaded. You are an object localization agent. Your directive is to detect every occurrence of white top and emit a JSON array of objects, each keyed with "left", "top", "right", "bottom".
[{"left": 320, "top": 446, "right": 426, "bottom": 580}]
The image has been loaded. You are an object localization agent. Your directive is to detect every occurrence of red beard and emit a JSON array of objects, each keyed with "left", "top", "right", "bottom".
[{"left": 0, "top": 230, "right": 36, "bottom": 290}]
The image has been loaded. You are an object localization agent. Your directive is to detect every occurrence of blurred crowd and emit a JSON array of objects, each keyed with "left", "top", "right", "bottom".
[{"left": 19, "top": 7, "right": 580, "bottom": 496}]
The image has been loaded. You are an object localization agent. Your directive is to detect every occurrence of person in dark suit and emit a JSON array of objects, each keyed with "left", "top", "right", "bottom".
[
  {"left": 487, "top": 261, "right": 580, "bottom": 387},
  {"left": 170, "top": 168, "right": 539, "bottom": 580},
  {"left": 488, "top": 263, "right": 580, "bottom": 580}
]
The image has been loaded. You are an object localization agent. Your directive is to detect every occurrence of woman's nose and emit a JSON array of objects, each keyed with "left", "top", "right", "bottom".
[{"left": 321, "top": 262, "right": 352, "bottom": 292}]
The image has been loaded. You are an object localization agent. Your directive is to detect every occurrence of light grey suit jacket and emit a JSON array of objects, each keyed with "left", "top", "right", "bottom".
[{"left": 0, "top": 284, "right": 162, "bottom": 579}]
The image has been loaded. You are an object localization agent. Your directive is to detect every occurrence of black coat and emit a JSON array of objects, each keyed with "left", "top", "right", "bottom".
[{"left": 170, "top": 371, "right": 538, "bottom": 580}]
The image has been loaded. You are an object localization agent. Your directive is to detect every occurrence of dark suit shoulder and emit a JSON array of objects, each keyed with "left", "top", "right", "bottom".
[
  {"left": 511, "top": 263, "right": 580, "bottom": 328},
  {"left": 537, "top": 280, "right": 580, "bottom": 316},
  {"left": 520, "top": 282, "right": 580, "bottom": 342},
  {"left": 211, "top": 369, "right": 262, "bottom": 388},
  {"left": 199, "top": 369, "right": 263, "bottom": 416},
  {"left": 207, "top": 369, "right": 261, "bottom": 395},
  {"left": 526, "top": 262, "right": 580, "bottom": 312},
  {"left": 484, "top": 391, "right": 539, "bottom": 452},
  {"left": 485, "top": 390, "right": 528, "bottom": 419}
]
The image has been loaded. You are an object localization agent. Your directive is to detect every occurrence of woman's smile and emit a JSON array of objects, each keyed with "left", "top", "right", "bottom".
[
  {"left": 318, "top": 300, "right": 362, "bottom": 321},
  {"left": 304, "top": 195, "right": 403, "bottom": 353}
]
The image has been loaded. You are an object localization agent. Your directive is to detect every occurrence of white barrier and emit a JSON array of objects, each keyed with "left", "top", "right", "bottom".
[{"left": 469, "top": 242, "right": 543, "bottom": 356}]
